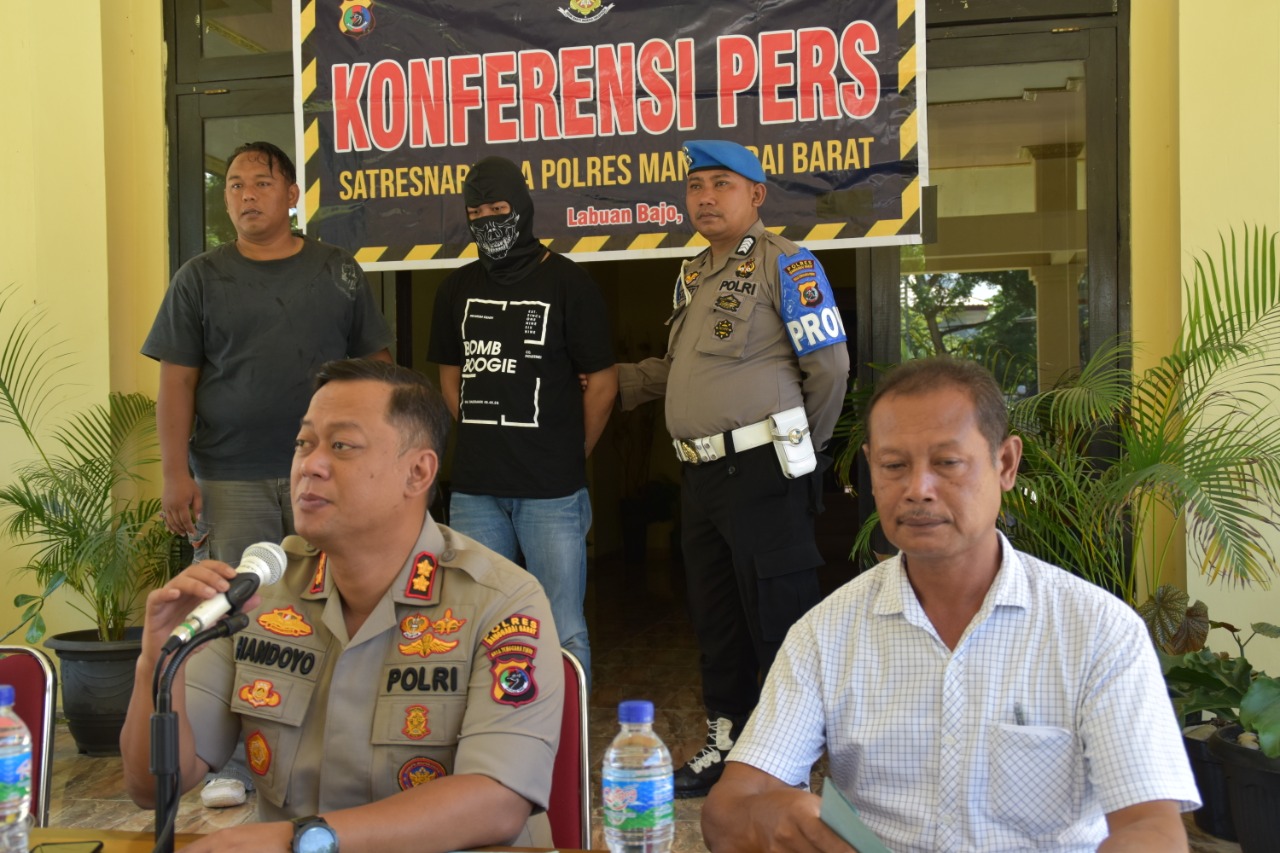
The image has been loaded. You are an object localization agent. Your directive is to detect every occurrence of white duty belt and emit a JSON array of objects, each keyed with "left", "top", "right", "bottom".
[{"left": 672, "top": 408, "right": 810, "bottom": 465}]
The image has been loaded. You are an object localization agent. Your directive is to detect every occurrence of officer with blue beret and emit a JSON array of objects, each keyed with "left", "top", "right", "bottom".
[{"left": 617, "top": 139, "right": 850, "bottom": 798}]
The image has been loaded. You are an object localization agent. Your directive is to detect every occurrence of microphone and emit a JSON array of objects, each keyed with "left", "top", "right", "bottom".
[{"left": 164, "top": 542, "right": 288, "bottom": 651}]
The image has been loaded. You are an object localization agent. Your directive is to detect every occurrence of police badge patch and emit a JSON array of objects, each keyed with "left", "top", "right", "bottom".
[
  {"left": 736, "top": 257, "right": 756, "bottom": 277},
  {"left": 735, "top": 235, "right": 756, "bottom": 256},
  {"left": 715, "top": 294, "right": 742, "bottom": 312},
  {"left": 258, "top": 606, "right": 313, "bottom": 637},
  {"left": 402, "top": 704, "right": 431, "bottom": 740},
  {"left": 714, "top": 318, "right": 734, "bottom": 340},
  {"left": 238, "top": 678, "right": 282, "bottom": 709},
  {"left": 398, "top": 757, "right": 447, "bottom": 789},
  {"left": 404, "top": 551, "right": 438, "bottom": 600},
  {"left": 246, "top": 731, "right": 271, "bottom": 776}
]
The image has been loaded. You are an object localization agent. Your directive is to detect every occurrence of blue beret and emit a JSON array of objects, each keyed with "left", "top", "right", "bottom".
[{"left": 681, "top": 140, "right": 766, "bottom": 183}]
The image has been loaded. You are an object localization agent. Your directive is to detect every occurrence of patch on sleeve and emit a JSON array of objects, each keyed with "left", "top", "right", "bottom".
[
  {"left": 778, "top": 248, "right": 847, "bottom": 356},
  {"left": 488, "top": 644, "right": 538, "bottom": 706},
  {"left": 481, "top": 614, "right": 540, "bottom": 648},
  {"left": 246, "top": 730, "right": 271, "bottom": 776},
  {"left": 257, "top": 606, "right": 313, "bottom": 637},
  {"left": 404, "top": 551, "right": 438, "bottom": 600},
  {"left": 398, "top": 756, "right": 447, "bottom": 789}
]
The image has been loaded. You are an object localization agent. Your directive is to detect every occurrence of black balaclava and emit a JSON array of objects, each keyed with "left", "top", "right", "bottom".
[{"left": 462, "top": 157, "right": 542, "bottom": 285}]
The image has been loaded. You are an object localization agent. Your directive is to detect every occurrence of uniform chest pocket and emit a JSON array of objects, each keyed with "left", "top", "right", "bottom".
[
  {"left": 370, "top": 696, "right": 469, "bottom": 801},
  {"left": 231, "top": 665, "right": 316, "bottom": 809},
  {"left": 987, "top": 722, "right": 1082, "bottom": 839},
  {"left": 694, "top": 293, "right": 758, "bottom": 359}
]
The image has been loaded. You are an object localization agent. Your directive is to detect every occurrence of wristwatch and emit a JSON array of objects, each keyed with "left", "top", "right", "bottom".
[{"left": 291, "top": 814, "right": 339, "bottom": 853}]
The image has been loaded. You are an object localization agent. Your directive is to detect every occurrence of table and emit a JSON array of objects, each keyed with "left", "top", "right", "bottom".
[{"left": 29, "top": 827, "right": 594, "bottom": 852}]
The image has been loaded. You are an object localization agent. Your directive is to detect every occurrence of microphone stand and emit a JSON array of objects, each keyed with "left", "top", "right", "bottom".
[{"left": 151, "top": 612, "right": 251, "bottom": 853}]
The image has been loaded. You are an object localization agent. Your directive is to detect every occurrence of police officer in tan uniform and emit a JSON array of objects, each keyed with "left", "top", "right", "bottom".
[
  {"left": 618, "top": 140, "right": 850, "bottom": 799},
  {"left": 122, "top": 359, "right": 563, "bottom": 853}
]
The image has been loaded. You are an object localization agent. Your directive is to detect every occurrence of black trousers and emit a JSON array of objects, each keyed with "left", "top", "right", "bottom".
[{"left": 679, "top": 443, "right": 824, "bottom": 716}]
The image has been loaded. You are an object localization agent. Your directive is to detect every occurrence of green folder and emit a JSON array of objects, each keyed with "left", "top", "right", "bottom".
[{"left": 819, "top": 778, "right": 892, "bottom": 853}]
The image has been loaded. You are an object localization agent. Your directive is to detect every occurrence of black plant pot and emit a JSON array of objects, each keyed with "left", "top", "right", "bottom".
[
  {"left": 1208, "top": 724, "right": 1280, "bottom": 853},
  {"left": 1183, "top": 731, "right": 1236, "bottom": 840},
  {"left": 44, "top": 627, "right": 143, "bottom": 756}
]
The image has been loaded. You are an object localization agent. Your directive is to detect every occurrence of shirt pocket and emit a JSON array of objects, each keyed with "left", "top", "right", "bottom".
[
  {"left": 987, "top": 722, "right": 1082, "bottom": 839},
  {"left": 230, "top": 666, "right": 316, "bottom": 810},
  {"left": 370, "top": 696, "right": 469, "bottom": 801},
  {"left": 693, "top": 294, "right": 758, "bottom": 359}
]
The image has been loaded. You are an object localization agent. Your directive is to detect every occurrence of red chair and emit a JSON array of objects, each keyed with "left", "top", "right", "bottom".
[
  {"left": 548, "top": 648, "right": 590, "bottom": 849},
  {"left": 0, "top": 645, "right": 57, "bottom": 827}
]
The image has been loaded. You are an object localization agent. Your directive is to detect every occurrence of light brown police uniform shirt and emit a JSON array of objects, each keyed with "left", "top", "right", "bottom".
[
  {"left": 184, "top": 517, "right": 563, "bottom": 846},
  {"left": 618, "top": 219, "right": 849, "bottom": 448}
]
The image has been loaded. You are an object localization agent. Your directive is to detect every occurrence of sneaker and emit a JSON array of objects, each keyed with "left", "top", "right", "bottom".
[
  {"left": 200, "top": 776, "right": 247, "bottom": 808},
  {"left": 673, "top": 712, "right": 749, "bottom": 799}
]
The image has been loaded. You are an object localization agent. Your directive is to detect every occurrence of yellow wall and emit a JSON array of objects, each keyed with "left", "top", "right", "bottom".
[
  {"left": 1176, "top": 0, "right": 1280, "bottom": 676},
  {"left": 0, "top": 0, "right": 165, "bottom": 642}
]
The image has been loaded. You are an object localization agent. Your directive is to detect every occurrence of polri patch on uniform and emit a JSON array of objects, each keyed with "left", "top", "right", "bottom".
[
  {"left": 246, "top": 731, "right": 271, "bottom": 776},
  {"left": 402, "top": 704, "right": 431, "bottom": 739},
  {"left": 404, "top": 551, "right": 438, "bottom": 600},
  {"left": 489, "top": 646, "right": 538, "bottom": 706},
  {"left": 714, "top": 319, "right": 734, "bottom": 340},
  {"left": 735, "top": 235, "right": 756, "bottom": 256},
  {"left": 778, "top": 248, "right": 847, "bottom": 357},
  {"left": 716, "top": 294, "right": 742, "bottom": 312},
  {"left": 736, "top": 257, "right": 756, "bottom": 277},
  {"left": 308, "top": 554, "right": 327, "bottom": 595},
  {"left": 398, "top": 756, "right": 447, "bottom": 789},
  {"left": 258, "top": 606, "right": 313, "bottom": 637},
  {"left": 238, "top": 678, "right": 282, "bottom": 709},
  {"left": 481, "top": 614, "right": 541, "bottom": 649}
]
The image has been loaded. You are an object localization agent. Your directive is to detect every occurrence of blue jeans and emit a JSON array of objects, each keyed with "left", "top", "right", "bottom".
[
  {"left": 195, "top": 478, "right": 295, "bottom": 565},
  {"left": 449, "top": 488, "right": 592, "bottom": 688}
]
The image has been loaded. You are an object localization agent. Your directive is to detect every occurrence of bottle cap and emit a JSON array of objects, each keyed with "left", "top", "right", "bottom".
[
  {"left": 0, "top": 685, "right": 12, "bottom": 706},
  {"left": 618, "top": 699, "right": 654, "bottom": 724}
]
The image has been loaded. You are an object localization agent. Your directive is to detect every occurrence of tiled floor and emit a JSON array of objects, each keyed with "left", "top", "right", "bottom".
[{"left": 44, "top": 550, "right": 1241, "bottom": 852}]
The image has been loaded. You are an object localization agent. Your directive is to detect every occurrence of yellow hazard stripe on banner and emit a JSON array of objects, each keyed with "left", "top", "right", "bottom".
[
  {"left": 900, "top": 110, "right": 918, "bottom": 160},
  {"left": 302, "top": 59, "right": 317, "bottom": 102},
  {"left": 684, "top": 233, "right": 710, "bottom": 248},
  {"left": 569, "top": 236, "right": 608, "bottom": 253},
  {"left": 628, "top": 233, "right": 667, "bottom": 251},
  {"left": 405, "top": 245, "right": 441, "bottom": 262},
  {"left": 803, "top": 223, "right": 846, "bottom": 242},
  {"left": 898, "top": 0, "right": 914, "bottom": 29},
  {"left": 304, "top": 120, "right": 321, "bottom": 216},
  {"left": 356, "top": 247, "right": 388, "bottom": 264},
  {"left": 299, "top": 1, "right": 315, "bottom": 43},
  {"left": 865, "top": 176, "right": 921, "bottom": 238},
  {"left": 899, "top": 44, "right": 917, "bottom": 92}
]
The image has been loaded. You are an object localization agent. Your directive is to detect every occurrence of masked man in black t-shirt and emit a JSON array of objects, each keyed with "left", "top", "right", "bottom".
[{"left": 427, "top": 157, "right": 617, "bottom": 686}]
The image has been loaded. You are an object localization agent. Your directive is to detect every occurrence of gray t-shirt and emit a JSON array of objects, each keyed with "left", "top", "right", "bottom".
[{"left": 141, "top": 237, "right": 393, "bottom": 479}]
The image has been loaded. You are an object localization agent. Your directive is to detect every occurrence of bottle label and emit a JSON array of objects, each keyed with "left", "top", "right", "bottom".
[
  {"left": 603, "top": 773, "right": 674, "bottom": 831},
  {"left": 0, "top": 748, "right": 31, "bottom": 804}
]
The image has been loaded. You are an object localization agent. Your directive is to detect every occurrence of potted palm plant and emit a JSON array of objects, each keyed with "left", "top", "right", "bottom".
[{"left": 0, "top": 287, "right": 173, "bottom": 754}]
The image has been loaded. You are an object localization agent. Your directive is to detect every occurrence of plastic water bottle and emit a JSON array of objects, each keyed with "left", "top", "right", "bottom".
[
  {"left": 602, "top": 699, "right": 674, "bottom": 853},
  {"left": 0, "top": 685, "right": 32, "bottom": 853}
]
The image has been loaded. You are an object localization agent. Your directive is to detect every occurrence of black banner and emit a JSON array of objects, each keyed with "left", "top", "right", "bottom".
[{"left": 297, "top": 0, "right": 927, "bottom": 267}]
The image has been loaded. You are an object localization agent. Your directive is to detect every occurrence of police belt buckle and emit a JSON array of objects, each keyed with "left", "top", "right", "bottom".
[{"left": 676, "top": 439, "right": 703, "bottom": 464}]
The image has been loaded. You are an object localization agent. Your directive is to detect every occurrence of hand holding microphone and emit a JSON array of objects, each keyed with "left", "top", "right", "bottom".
[{"left": 163, "top": 542, "right": 288, "bottom": 652}]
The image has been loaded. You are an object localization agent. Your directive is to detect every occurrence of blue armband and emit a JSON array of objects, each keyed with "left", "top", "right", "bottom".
[{"left": 778, "top": 248, "right": 847, "bottom": 356}]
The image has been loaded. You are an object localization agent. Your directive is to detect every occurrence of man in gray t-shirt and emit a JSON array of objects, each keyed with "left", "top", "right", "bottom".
[{"left": 141, "top": 140, "right": 392, "bottom": 807}]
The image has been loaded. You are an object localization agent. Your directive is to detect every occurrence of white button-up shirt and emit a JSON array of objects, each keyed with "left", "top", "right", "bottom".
[{"left": 731, "top": 534, "right": 1200, "bottom": 852}]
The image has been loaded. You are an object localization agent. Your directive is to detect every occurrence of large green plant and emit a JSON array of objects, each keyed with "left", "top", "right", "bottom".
[
  {"left": 1004, "top": 226, "right": 1280, "bottom": 602},
  {"left": 836, "top": 227, "right": 1280, "bottom": 603},
  {"left": 0, "top": 288, "right": 171, "bottom": 642}
]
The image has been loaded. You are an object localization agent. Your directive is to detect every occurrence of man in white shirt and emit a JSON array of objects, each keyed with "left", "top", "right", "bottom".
[{"left": 702, "top": 357, "right": 1199, "bottom": 852}]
